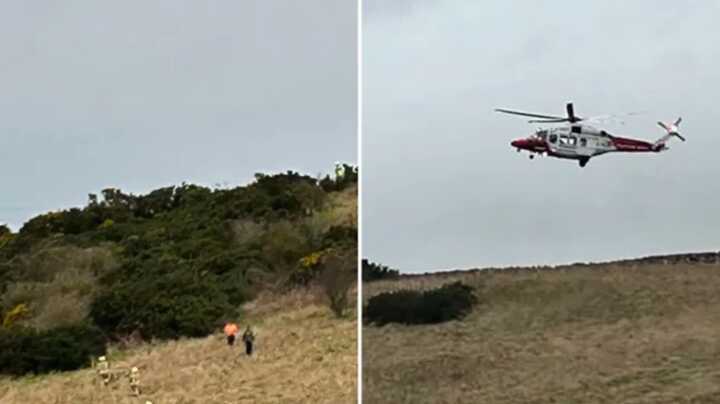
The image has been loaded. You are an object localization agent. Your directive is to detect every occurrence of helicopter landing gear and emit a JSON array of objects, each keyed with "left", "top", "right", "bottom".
[
  {"left": 529, "top": 154, "right": 535, "bottom": 160},
  {"left": 579, "top": 157, "right": 589, "bottom": 168}
]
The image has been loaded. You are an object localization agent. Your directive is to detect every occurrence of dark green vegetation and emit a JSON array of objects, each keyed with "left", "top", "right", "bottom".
[
  {"left": 362, "top": 259, "right": 399, "bottom": 282},
  {"left": 0, "top": 324, "right": 105, "bottom": 376},
  {"left": 0, "top": 166, "right": 357, "bottom": 375},
  {"left": 364, "top": 281, "right": 477, "bottom": 325}
]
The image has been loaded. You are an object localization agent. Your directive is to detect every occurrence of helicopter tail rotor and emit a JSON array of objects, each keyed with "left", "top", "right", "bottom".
[
  {"left": 657, "top": 117, "right": 685, "bottom": 141},
  {"left": 654, "top": 117, "right": 685, "bottom": 150}
]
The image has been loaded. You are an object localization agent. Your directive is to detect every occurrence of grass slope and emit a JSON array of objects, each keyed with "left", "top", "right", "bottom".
[
  {"left": 0, "top": 290, "right": 357, "bottom": 404},
  {"left": 363, "top": 258, "right": 720, "bottom": 404}
]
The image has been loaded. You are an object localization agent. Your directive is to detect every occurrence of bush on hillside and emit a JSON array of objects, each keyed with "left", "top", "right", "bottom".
[
  {"left": 0, "top": 225, "right": 13, "bottom": 250},
  {"left": 90, "top": 270, "right": 233, "bottom": 339},
  {"left": 288, "top": 224, "right": 357, "bottom": 287},
  {"left": 290, "top": 251, "right": 324, "bottom": 286},
  {"left": 321, "top": 225, "right": 357, "bottom": 248},
  {"left": 362, "top": 259, "right": 400, "bottom": 282},
  {"left": 90, "top": 273, "right": 235, "bottom": 339},
  {"left": 319, "top": 249, "right": 356, "bottom": 318},
  {"left": 0, "top": 245, "right": 117, "bottom": 331},
  {"left": 364, "top": 281, "right": 477, "bottom": 325},
  {"left": 0, "top": 323, "right": 105, "bottom": 376},
  {"left": 319, "top": 164, "right": 358, "bottom": 192}
]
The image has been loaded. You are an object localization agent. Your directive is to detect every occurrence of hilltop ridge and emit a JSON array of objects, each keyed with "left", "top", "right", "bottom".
[{"left": 391, "top": 251, "right": 720, "bottom": 278}]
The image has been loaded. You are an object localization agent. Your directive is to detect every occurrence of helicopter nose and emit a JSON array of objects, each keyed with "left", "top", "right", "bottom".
[{"left": 511, "top": 139, "right": 525, "bottom": 148}]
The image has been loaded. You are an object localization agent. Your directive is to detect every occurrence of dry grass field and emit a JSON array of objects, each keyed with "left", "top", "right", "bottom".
[
  {"left": 363, "top": 258, "right": 720, "bottom": 403},
  {"left": 0, "top": 289, "right": 357, "bottom": 404}
]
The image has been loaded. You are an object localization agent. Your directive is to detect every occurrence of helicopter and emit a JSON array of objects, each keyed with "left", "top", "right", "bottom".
[{"left": 495, "top": 102, "right": 685, "bottom": 167}]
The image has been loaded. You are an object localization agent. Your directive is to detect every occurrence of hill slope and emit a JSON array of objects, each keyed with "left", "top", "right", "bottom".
[
  {"left": 0, "top": 290, "right": 357, "bottom": 403},
  {"left": 1, "top": 168, "right": 356, "bottom": 345},
  {"left": 363, "top": 254, "right": 720, "bottom": 403},
  {"left": 0, "top": 168, "right": 358, "bottom": 402}
]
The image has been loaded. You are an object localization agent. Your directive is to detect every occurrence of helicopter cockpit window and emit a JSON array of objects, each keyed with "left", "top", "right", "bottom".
[
  {"left": 549, "top": 134, "right": 558, "bottom": 143},
  {"left": 535, "top": 129, "right": 548, "bottom": 139}
]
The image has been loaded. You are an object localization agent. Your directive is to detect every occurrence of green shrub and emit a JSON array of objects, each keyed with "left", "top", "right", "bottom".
[
  {"left": 362, "top": 259, "right": 400, "bottom": 282},
  {"left": 90, "top": 274, "right": 235, "bottom": 339},
  {"left": 0, "top": 226, "right": 13, "bottom": 250},
  {"left": 364, "top": 282, "right": 477, "bottom": 325},
  {"left": 0, "top": 245, "right": 117, "bottom": 331},
  {"left": 319, "top": 249, "right": 356, "bottom": 318},
  {"left": 321, "top": 225, "right": 357, "bottom": 248},
  {"left": 0, "top": 323, "right": 106, "bottom": 376},
  {"left": 289, "top": 251, "right": 324, "bottom": 286},
  {"left": 319, "top": 164, "right": 358, "bottom": 192}
]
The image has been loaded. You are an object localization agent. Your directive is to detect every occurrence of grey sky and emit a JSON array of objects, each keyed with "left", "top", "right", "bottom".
[
  {"left": 363, "top": 0, "right": 720, "bottom": 272},
  {"left": 0, "top": 1, "right": 356, "bottom": 230}
]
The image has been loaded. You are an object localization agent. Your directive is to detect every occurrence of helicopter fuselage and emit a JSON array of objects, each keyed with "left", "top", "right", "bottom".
[{"left": 511, "top": 124, "right": 661, "bottom": 166}]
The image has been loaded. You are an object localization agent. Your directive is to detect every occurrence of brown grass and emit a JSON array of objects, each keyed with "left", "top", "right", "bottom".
[
  {"left": 0, "top": 290, "right": 357, "bottom": 404},
  {"left": 363, "top": 262, "right": 720, "bottom": 403}
]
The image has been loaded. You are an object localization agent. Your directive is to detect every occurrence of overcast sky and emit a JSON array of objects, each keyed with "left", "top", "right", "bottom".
[
  {"left": 363, "top": 0, "right": 720, "bottom": 272},
  {"left": 0, "top": 1, "right": 356, "bottom": 230}
]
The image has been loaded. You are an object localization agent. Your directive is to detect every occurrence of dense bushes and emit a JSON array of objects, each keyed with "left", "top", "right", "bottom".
[
  {"left": 0, "top": 324, "right": 105, "bottom": 376},
  {"left": 322, "top": 225, "right": 357, "bottom": 248},
  {"left": 90, "top": 272, "right": 236, "bottom": 340},
  {"left": 362, "top": 259, "right": 400, "bottom": 282},
  {"left": 364, "top": 282, "right": 477, "bottom": 325}
]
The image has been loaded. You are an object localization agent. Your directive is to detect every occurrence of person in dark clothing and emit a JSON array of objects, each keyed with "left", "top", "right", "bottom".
[{"left": 242, "top": 326, "right": 255, "bottom": 356}]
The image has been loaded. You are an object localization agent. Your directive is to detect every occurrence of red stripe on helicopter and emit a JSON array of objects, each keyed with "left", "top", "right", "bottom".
[{"left": 611, "top": 136, "right": 653, "bottom": 152}]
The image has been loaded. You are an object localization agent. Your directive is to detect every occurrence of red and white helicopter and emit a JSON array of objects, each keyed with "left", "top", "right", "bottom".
[{"left": 495, "top": 102, "right": 685, "bottom": 167}]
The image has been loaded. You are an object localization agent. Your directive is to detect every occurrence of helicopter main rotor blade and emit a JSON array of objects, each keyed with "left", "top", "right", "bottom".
[
  {"left": 584, "top": 111, "right": 645, "bottom": 125},
  {"left": 528, "top": 118, "right": 570, "bottom": 123},
  {"left": 657, "top": 121, "right": 670, "bottom": 131},
  {"left": 566, "top": 102, "right": 582, "bottom": 123},
  {"left": 495, "top": 108, "right": 566, "bottom": 120}
]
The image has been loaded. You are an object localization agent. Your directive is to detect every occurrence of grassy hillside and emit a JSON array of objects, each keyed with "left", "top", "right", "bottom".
[
  {"left": 0, "top": 167, "right": 357, "bottom": 401},
  {"left": 363, "top": 254, "right": 720, "bottom": 403},
  {"left": 0, "top": 289, "right": 357, "bottom": 403}
]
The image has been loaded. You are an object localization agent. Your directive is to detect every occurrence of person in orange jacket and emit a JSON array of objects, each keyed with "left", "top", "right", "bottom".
[{"left": 223, "top": 322, "right": 238, "bottom": 346}]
